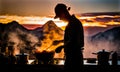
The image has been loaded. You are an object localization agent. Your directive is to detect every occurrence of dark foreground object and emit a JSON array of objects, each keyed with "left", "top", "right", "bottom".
[{"left": 0, "top": 65, "right": 120, "bottom": 72}]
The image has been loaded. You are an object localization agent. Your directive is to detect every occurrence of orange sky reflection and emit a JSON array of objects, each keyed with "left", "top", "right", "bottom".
[{"left": 0, "top": 15, "right": 120, "bottom": 29}]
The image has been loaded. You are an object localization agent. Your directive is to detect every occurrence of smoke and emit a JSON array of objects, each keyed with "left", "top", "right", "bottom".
[
  {"left": 84, "top": 30, "right": 120, "bottom": 58},
  {"left": 4, "top": 27, "right": 41, "bottom": 55},
  {"left": 83, "top": 37, "right": 97, "bottom": 58}
]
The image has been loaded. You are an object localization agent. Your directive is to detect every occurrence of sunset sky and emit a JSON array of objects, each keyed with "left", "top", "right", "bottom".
[
  {"left": 0, "top": 0, "right": 120, "bottom": 28},
  {"left": 0, "top": 0, "right": 120, "bottom": 59},
  {"left": 0, "top": 0, "right": 120, "bottom": 16}
]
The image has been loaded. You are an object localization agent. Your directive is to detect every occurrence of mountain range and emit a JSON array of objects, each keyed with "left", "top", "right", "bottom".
[
  {"left": 0, "top": 20, "right": 120, "bottom": 58},
  {"left": 90, "top": 26, "right": 120, "bottom": 56},
  {"left": 0, "top": 20, "right": 64, "bottom": 57}
]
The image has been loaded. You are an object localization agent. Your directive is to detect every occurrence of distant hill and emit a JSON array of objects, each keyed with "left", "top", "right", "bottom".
[
  {"left": 2, "top": 20, "right": 120, "bottom": 58},
  {"left": 0, "top": 21, "right": 41, "bottom": 55},
  {"left": 32, "top": 20, "right": 64, "bottom": 53},
  {"left": 31, "top": 20, "right": 64, "bottom": 41},
  {"left": 90, "top": 26, "right": 120, "bottom": 56},
  {"left": 84, "top": 25, "right": 120, "bottom": 36},
  {"left": 42, "top": 20, "right": 64, "bottom": 40},
  {"left": 0, "top": 20, "right": 64, "bottom": 58}
]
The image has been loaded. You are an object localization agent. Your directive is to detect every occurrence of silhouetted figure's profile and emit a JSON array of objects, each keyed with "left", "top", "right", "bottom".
[{"left": 54, "top": 3, "right": 84, "bottom": 72}]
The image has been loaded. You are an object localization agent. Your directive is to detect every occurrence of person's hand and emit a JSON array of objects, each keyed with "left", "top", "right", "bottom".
[{"left": 55, "top": 45, "right": 64, "bottom": 53}]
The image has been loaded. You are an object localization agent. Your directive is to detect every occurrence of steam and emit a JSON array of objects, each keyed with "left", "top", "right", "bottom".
[
  {"left": 1, "top": 20, "right": 119, "bottom": 59},
  {"left": 4, "top": 27, "right": 41, "bottom": 55},
  {"left": 84, "top": 30, "right": 120, "bottom": 58}
]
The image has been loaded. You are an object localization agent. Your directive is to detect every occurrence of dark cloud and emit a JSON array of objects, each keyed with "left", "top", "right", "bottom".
[{"left": 0, "top": 0, "right": 119, "bottom": 16}]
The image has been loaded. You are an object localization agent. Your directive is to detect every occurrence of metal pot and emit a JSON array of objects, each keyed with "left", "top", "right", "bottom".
[
  {"left": 35, "top": 50, "right": 55, "bottom": 64},
  {"left": 16, "top": 53, "right": 29, "bottom": 64}
]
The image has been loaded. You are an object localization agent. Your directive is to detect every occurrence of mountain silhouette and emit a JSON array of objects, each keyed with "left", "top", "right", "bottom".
[
  {"left": 90, "top": 26, "right": 120, "bottom": 55},
  {"left": 32, "top": 20, "right": 64, "bottom": 52},
  {"left": 0, "top": 20, "right": 64, "bottom": 58},
  {"left": 0, "top": 21, "right": 41, "bottom": 55},
  {"left": 42, "top": 20, "right": 64, "bottom": 40},
  {"left": 31, "top": 20, "right": 64, "bottom": 40}
]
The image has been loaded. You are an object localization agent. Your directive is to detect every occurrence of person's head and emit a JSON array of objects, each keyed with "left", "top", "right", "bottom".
[{"left": 54, "top": 3, "right": 71, "bottom": 22}]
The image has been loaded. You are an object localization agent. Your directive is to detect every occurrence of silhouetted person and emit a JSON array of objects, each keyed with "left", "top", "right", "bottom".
[{"left": 54, "top": 3, "right": 84, "bottom": 72}]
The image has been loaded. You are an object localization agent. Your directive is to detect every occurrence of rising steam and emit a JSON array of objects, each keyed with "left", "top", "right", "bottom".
[{"left": 1, "top": 21, "right": 41, "bottom": 55}]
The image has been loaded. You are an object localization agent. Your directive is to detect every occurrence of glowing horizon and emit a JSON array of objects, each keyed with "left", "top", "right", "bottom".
[{"left": 0, "top": 14, "right": 120, "bottom": 29}]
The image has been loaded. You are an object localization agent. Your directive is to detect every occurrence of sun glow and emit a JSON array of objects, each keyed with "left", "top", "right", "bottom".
[
  {"left": 83, "top": 22, "right": 107, "bottom": 27},
  {"left": 0, "top": 15, "right": 67, "bottom": 28},
  {"left": 0, "top": 15, "right": 120, "bottom": 28}
]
